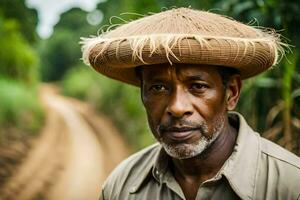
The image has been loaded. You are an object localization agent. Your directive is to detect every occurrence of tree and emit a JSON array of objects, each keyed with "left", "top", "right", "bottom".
[
  {"left": 0, "top": 0, "right": 38, "bottom": 43},
  {"left": 0, "top": 17, "right": 38, "bottom": 83},
  {"left": 39, "top": 8, "right": 98, "bottom": 81}
]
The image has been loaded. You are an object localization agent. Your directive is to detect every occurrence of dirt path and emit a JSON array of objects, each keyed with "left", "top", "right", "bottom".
[{"left": 0, "top": 84, "right": 130, "bottom": 200}]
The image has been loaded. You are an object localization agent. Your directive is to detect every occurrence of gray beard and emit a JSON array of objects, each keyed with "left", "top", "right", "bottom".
[{"left": 160, "top": 115, "right": 225, "bottom": 159}]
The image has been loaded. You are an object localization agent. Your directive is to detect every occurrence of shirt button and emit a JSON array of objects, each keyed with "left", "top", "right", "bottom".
[
  {"left": 129, "top": 186, "right": 137, "bottom": 193},
  {"left": 155, "top": 170, "right": 159, "bottom": 176}
]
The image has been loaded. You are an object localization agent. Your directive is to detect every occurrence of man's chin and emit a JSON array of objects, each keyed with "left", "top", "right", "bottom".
[
  {"left": 160, "top": 141, "right": 208, "bottom": 159},
  {"left": 160, "top": 130, "right": 222, "bottom": 159}
]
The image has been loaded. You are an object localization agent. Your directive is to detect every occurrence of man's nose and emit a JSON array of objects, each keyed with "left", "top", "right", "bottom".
[{"left": 166, "top": 87, "right": 193, "bottom": 118}]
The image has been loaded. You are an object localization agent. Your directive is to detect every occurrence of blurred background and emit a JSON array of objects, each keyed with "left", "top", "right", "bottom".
[{"left": 0, "top": 0, "right": 299, "bottom": 199}]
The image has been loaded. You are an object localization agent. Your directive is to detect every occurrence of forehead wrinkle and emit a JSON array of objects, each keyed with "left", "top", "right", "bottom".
[
  {"left": 174, "top": 65, "right": 206, "bottom": 82},
  {"left": 142, "top": 64, "right": 218, "bottom": 83},
  {"left": 142, "top": 65, "right": 177, "bottom": 82},
  {"left": 177, "top": 65, "right": 224, "bottom": 85}
]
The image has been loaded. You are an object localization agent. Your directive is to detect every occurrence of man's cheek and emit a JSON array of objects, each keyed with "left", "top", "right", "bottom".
[{"left": 147, "top": 116, "right": 160, "bottom": 139}]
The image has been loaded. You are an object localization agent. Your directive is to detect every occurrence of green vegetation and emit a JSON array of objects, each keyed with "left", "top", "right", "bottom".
[
  {"left": 0, "top": 0, "right": 44, "bottom": 144},
  {"left": 0, "top": 18, "right": 39, "bottom": 84},
  {"left": 0, "top": 0, "right": 38, "bottom": 43},
  {"left": 0, "top": 79, "right": 44, "bottom": 143},
  {"left": 39, "top": 8, "right": 97, "bottom": 81}
]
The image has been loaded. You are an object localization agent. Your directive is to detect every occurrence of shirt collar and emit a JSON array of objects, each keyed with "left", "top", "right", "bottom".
[
  {"left": 221, "top": 112, "right": 260, "bottom": 200},
  {"left": 130, "top": 112, "right": 261, "bottom": 200},
  {"left": 129, "top": 144, "right": 170, "bottom": 193},
  {"left": 129, "top": 143, "right": 161, "bottom": 193}
]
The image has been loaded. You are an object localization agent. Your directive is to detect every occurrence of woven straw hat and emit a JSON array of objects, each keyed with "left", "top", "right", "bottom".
[{"left": 81, "top": 7, "right": 285, "bottom": 86}]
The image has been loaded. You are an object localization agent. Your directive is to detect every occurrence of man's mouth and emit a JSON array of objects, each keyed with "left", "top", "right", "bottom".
[{"left": 161, "top": 127, "right": 199, "bottom": 141}]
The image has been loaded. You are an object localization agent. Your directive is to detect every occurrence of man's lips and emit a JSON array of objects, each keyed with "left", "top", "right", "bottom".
[{"left": 161, "top": 127, "right": 199, "bottom": 141}]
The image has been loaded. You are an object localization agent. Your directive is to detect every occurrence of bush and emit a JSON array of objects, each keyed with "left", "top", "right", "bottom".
[
  {"left": 0, "top": 16, "right": 44, "bottom": 146},
  {"left": 0, "top": 18, "right": 39, "bottom": 84},
  {"left": 0, "top": 78, "right": 44, "bottom": 143},
  {"left": 62, "top": 66, "right": 155, "bottom": 150}
]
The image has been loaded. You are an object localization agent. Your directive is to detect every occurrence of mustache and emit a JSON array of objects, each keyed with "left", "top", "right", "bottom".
[{"left": 158, "top": 119, "right": 207, "bottom": 134}]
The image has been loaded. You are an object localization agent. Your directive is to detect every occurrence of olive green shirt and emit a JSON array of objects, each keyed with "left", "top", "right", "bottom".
[{"left": 100, "top": 113, "right": 300, "bottom": 200}]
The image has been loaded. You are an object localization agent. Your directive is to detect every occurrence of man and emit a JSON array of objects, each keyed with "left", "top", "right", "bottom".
[{"left": 82, "top": 7, "right": 300, "bottom": 200}]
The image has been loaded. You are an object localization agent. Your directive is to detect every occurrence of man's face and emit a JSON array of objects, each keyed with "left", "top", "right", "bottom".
[{"left": 141, "top": 63, "right": 230, "bottom": 159}]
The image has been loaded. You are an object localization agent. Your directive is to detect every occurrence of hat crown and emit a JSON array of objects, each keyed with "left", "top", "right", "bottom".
[{"left": 103, "top": 8, "right": 264, "bottom": 39}]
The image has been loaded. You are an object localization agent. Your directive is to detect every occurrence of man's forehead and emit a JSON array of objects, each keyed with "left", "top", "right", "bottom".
[{"left": 140, "top": 63, "right": 220, "bottom": 80}]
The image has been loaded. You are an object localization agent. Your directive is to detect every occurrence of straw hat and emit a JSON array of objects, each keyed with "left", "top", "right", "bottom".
[{"left": 81, "top": 7, "right": 285, "bottom": 86}]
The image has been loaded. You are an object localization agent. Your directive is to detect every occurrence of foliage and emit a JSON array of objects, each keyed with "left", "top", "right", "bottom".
[
  {"left": 0, "top": 1, "right": 44, "bottom": 145},
  {"left": 62, "top": 66, "right": 154, "bottom": 150},
  {"left": 39, "top": 29, "right": 82, "bottom": 81},
  {"left": 0, "top": 78, "right": 44, "bottom": 144},
  {"left": 0, "top": 0, "right": 38, "bottom": 43},
  {"left": 39, "top": 8, "right": 98, "bottom": 81},
  {"left": 0, "top": 17, "right": 39, "bottom": 84}
]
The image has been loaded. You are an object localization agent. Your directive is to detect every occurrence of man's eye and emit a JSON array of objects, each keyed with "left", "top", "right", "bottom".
[
  {"left": 149, "top": 84, "right": 167, "bottom": 92},
  {"left": 190, "top": 83, "right": 208, "bottom": 90}
]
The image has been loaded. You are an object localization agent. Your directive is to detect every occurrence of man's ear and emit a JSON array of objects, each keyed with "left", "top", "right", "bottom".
[{"left": 225, "top": 74, "right": 242, "bottom": 111}]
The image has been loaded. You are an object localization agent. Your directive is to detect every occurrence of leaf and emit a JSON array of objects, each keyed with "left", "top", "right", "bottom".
[
  {"left": 254, "top": 77, "right": 278, "bottom": 88},
  {"left": 263, "top": 122, "right": 282, "bottom": 140},
  {"left": 292, "top": 88, "right": 300, "bottom": 99},
  {"left": 232, "top": 1, "right": 255, "bottom": 15},
  {"left": 292, "top": 117, "right": 300, "bottom": 129},
  {"left": 266, "top": 101, "right": 284, "bottom": 126}
]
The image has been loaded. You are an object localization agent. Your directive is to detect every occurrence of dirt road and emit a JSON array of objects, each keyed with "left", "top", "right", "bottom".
[{"left": 0, "top": 85, "right": 130, "bottom": 200}]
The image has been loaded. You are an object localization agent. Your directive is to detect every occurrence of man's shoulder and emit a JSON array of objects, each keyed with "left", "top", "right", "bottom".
[
  {"left": 102, "top": 143, "right": 160, "bottom": 195},
  {"left": 260, "top": 137, "right": 300, "bottom": 169},
  {"left": 254, "top": 137, "right": 300, "bottom": 199}
]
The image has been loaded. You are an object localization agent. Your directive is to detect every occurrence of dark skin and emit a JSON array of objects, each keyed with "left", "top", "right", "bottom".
[{"left": 140, "top": 63, "right": 242, "bottom": 200}]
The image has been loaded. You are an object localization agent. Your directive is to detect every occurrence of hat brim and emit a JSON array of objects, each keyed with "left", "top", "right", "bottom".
[{"left": 86, "top": 35, "right": 277, "bottom": 87}]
